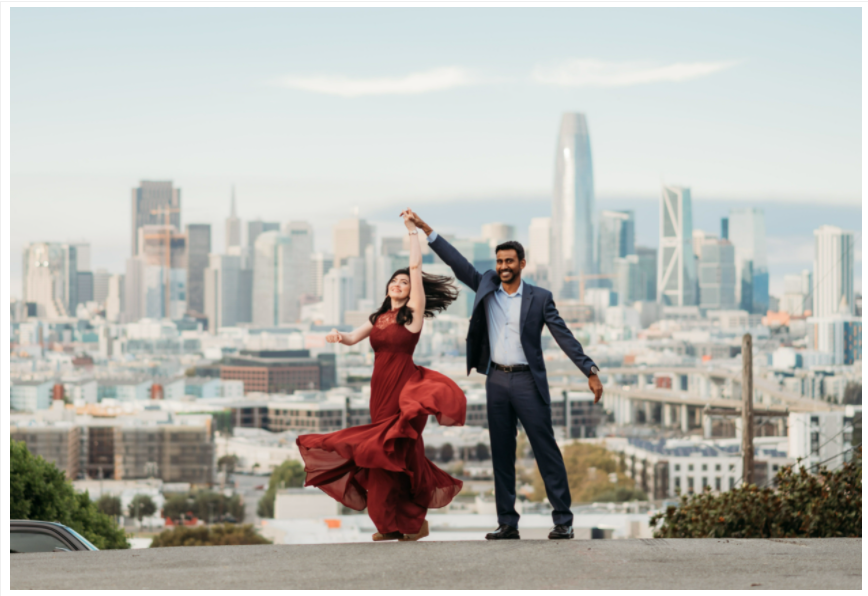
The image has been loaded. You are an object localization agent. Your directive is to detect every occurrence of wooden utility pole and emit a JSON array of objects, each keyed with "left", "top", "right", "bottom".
[{"left": 742, "top": 333, "right": 754, "bottom": 486}]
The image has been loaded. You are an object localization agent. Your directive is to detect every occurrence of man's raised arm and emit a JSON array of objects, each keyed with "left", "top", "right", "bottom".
[{"left": 408, "top": 210, "right": 483, "bottom": 292}]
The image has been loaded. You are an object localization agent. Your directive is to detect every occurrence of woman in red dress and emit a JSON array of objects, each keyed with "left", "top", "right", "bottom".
[{"left": 296, "top": 210, "right": 466, "bottom": 542}]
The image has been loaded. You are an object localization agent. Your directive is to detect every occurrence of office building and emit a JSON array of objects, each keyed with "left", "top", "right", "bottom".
[
  {"left": 248, "top": 220, "right": 280, "bottom": 249},
  {"left": 11, "top": 379, "right": 54, "bottom": 411},
  {"left": 613, "top": 255, "right": 641, "bottom": 306},
  {"left": 219, "top": 350, "right": 337, "bottom": 394},
  {"left": 76, "top": 271, "right": 94, "bottom": 307},
  {"left": 381, "top": 237, "right": 404, "bottom": 257},
  {"left": 782, "top": 270, "right": 812, "bottom": 316},
  {"left": 252, "top": 231, "right": 307, "bottom": 326},
  {"left": 106, "top": 274, "right": 125, "bottom": 323},
  {"left": 10, "top": 426, "right": 81, "bottom": 479},
  {"left": 636, "top": 246, "right": 657, "bottom": 302},
  {"left": 323, "top": 266, "right": 355, "bottom": 326},
  {"left": 310, "top": 252, "right": 334, "bottom": 299},
  {"left": 789, "top": 412, "right": 854, "bottom": 472},
  {"left": 185, "top": 224, "right": 211, "bottom": 315},
  {"left": 728, "top": 208, "right": 769, "bottom": 314},
  {"left": 225, "top": 186, "right": 241, "bottom": 250},
  {"left": 527, "top": 217, "right": 551, "bottom": 288},
  {"left": 481, "top": 223, "right": 517, "bottom": 252},
  {"left": 93, "top": 269, "right": 111, "bottom": 305},
  {"left": 137, "top": 225, "right": 188, "bottom": 320},
  {"left": 806, "top": 305, "right": 862, "bottom": 365},
  {"left": 131, "top": 181, "right": 181, "bottom": 256},
  {"left": 598, "top": 210, "right": 635, "bottom": 277},
  {"left": 284, "top": 221, "right": 315, "bottom": 298},
  {"left": 813, "top": 225, "right": 855, "bottom": 318},
  {"left": 658, "top": 186, "right": 697, "bottom": 306},
  {"left": 699, "top": 239, "right": 736, "bottom": 310},
  {"left": 551, "top": 112, "right": 595, "bottom": 299},
  {"left": 22, "top": 242, "right": 78, "bottom": 318},
  {"left": 333, "top": 216, "right": 374, "bottom": 267},
  {"left": 204, "top": 254, "right": 242, "bottom": 331}
]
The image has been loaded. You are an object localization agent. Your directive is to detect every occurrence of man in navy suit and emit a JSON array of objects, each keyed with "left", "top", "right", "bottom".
[{"left": 406, "top": 209, "right": 603, "bottom": 540}]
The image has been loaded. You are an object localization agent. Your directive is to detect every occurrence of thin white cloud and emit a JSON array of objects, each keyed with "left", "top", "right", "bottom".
[
  {"left": 272, "top": 67, "right": 477, "bottom": 97},
  {"left": 533, "top": 58, "right": 739, "bottom": 88}
]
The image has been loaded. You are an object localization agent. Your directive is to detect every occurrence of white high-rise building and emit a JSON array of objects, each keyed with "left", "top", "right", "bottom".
[
  {"left": 658, "top": 186, "right": 697, "bottom": 306},
  {"left": 323, "top": 266, "right": 355, "bottom": 326},
  {"left": 22, "top": 242, "right": 78, "bottom": 318},
  {"left": 105, "top": 274, "right": 125, "bottom": 323},
  {"left": 310, "top": 253, "right": 334, "bottom": 299},
  {"left": 782, "top": 270, "right": 812, "bottom": 316},
  {"left": 551, "top": 113, "right": 595, "bottom": 299},
  {"left": 813, "top": 225, "right": 855, "bottom": 318},
  {"left": 203, "top": 254, "right": 242, "bottom": 332},
  {"left": 252, "top": 231, "right": 307, "bottom": 326},
  {"left": 728, "top": 208, "right": 769, "bottom": 313},
  {"left": 481, "top": 223, "right": 516, "bottom": 252},
  {"left": 225, "top": 186, "right": 241, "bottom": 250},
  {"left": 333, "top": 216, "right": 374, "bottom": 267},
  {"left": 527, "top": 217, "right": 552, "bottom": 288},
  {"left": 123, "top": 257, "right": 144, "bottom": 323}
]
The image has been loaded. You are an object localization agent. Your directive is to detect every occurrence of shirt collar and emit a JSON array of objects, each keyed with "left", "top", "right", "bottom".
[{"left": 497, "top": 279, "right": 524, "bottom": 297}]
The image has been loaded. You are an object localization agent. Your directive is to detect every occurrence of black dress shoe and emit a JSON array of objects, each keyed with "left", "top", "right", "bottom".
[
  {"left": 548, "top": 524, "right": 574, "bottom": 539},
  {"left": 485, "top": 524, "right": 520, "bottom": 540}
]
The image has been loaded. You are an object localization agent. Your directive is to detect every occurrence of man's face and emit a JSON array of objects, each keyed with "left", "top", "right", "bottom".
[{"left": 495, "top": 249, "right": 525, "bottom": 284}]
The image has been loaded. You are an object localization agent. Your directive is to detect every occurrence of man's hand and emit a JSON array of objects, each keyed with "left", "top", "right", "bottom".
[
  {"left": 588, "top": 374, "right": 603, "bottom": 404},
  {"left": 406, "top": 209, "right": 432, "bottom": 236}
]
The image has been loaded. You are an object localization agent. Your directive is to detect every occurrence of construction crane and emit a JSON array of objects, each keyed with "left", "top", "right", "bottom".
[
  {"left": 564, "top": 273, "right": 617, "bottom": 304},
  {"left": 148, "top": 206, "right": 181, "bottom": 319}
]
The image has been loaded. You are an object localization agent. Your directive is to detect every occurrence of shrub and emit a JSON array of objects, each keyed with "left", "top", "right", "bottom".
[
  {"left": 150, "top": 524, "right": 271, "bottom": 547},
  {"left": 650, "top": 447, "right": 862, "bottom": 538},
  {"left": 11, "top": 440, "right": 129, "bottom": 549}
]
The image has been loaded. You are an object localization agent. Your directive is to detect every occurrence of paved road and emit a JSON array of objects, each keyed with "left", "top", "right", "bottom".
[{"left": 11, "top": 538, "right": 861, "bottom": 589}]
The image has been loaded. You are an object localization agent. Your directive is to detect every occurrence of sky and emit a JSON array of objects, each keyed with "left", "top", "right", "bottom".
[{"left": 9, "top": 7, "right": 862, "bottom": 299}]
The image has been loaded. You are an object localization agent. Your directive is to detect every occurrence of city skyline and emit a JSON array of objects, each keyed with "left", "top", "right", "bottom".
[{"left": 8, "top": 8, "right": 862, "bottom": 301}]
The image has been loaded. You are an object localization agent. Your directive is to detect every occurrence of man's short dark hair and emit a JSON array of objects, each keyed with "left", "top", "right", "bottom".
[{"left": 495, "top": 240, "right": 525, "bottom": 262}]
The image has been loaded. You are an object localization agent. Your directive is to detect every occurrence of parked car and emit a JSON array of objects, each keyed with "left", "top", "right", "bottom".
[{"left": 10, "top": 521, "right": 99, "bottom": 553}]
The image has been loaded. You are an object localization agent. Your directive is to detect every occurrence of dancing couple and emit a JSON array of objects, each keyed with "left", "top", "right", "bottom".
[{"left": 297, "top": 209, "right": 603, "bottom": 541}]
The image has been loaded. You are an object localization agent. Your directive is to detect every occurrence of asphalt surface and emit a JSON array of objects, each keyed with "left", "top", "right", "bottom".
[{"left": 11, "top": 538, "right": 861, "bottom": 589}]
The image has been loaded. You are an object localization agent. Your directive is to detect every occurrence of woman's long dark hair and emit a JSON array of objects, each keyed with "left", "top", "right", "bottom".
[{"left": 369, "top": 268, "right": 460, "bottom": 327}]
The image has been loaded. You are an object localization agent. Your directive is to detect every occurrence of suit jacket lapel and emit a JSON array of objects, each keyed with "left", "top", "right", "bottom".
[{"left": 519, "top": 283, "right": 534, "bottom": 335}]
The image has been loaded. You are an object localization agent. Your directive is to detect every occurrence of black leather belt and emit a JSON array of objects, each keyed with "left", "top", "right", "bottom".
[{"left": 491, "top": 362, "right": 531, "bottom": 373}]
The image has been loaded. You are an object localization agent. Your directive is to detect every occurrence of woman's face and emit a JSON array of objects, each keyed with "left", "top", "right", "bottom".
[{"left": 388, "top": 274, "right": 411, "bottom": 301}]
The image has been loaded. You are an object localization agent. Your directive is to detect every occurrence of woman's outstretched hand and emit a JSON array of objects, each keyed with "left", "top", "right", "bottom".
[
  {"left": 326, "top": 328, "right": 343, "bottom": 344},
  {"left": 400, "top": 209, "right": 417, "bottom": 232}
]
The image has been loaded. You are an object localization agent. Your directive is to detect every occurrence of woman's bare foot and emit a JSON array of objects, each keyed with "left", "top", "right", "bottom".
[
  {"left": 399, "top": 520, "right": 429, "bottom": 542},
  {"left": 372, "top": 531, "right": 403, "bottom": 541}
]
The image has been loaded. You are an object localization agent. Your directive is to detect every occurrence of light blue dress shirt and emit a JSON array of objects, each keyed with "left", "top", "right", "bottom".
[{"left": 428, "top": 230, "right": 528, "bottom": 367}]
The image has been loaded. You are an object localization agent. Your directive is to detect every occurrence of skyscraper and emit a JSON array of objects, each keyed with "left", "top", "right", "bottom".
[
  {"left": 598, "top": 210, "right": 635, "bottom": 277},
  {"left": 22, "top": 243, "right": 78, "bottom": 318},
  {"left": 106, "top": 274, "right": 125, "bottom": 323},
  {"left": 813, "top": 225, "right": 855, "bottom": 318},
  {"left": 613, "top": 255, "right": 641, "bottom": 305},
  {"left": 284, "top": 221, "right": 315, "bottom": 298},
  {"left": 657, "top": 186, "right": 697, "bottom": 306},
  {"left": 635, "top": 246, "right": 658, "bottom": 302},
  {"left": 131, "top": 181, "right": 181, "bottom": 256},
  {"left": 698, "top": 239, "right": 736, "bottom": 310},
  {"left": 93, "top": 269, "right": 111, "bottom": 306},
  {"left": 551, "top": 113, "right": 595, "bottom": 299},
  {"left": 248, "top": 220, "right": 280, "bottom": 249},
  {"left": 728, "top": 208, "right": 769, "bottom": 314},
  {"left": 310, "top": 252, "right": 334, "bottom": 299},
  {"left": 203, "top": 254, "right": 242, "bottom": 332},
  {"left": 481, "top": 223, "right": 517, "bottom": 252},
  {"left": 333, "top": 216, "right": 374, "bottom": 267},
  {"left": 225, "top": 186, "right": 241, "bottom": 250},
  {"left": 137, "top": 225, "right": 188, "bottom": 319},
  {"left": 527, "top": 217, "right": 552, "bottom": 288},
  {"left": 252, "top": 231, "right": 306, "bottom": 326},
  {"left": 186, "top": 224, "right": 211, "bottom": 315},
  {"left": 323, "top": 266, "right": 355, "bottom": 326}
]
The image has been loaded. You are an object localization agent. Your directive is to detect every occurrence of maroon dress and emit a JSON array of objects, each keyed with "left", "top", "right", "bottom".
[{"left": 296, "top": 309, "right": 466, "bottom": 535}]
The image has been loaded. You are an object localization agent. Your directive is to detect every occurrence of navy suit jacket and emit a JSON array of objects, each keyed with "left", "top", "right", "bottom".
[{"left": 429, "top": 234, "right": 597, "bottom": 405}]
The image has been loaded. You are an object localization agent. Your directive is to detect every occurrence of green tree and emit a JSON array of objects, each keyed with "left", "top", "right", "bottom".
[
  {"left": 150, "top": 524, "right": 271, "bottom": 547},
  {"left": 97, "top": 495, "right": 122, "bottom": 518},
  {"left": 128, "top": 494, "right": 157, "bottom": 522},
  {"left": 650, "top": 447, "right": 862, "bottom": 538},
  {"left": 530, "top": 442, "right": 644, "bottom": 504},
  {"left": 474, "top": 443, "right": 490, "bottom": 461},
  {"left": 440, "top": 443, "right": 454, "bottom": 463},
  {"left": 256, "top": 460, "right": 306, "bottom": 518},
  {"left": 218, "top": 454, "right": 239, "bottom": 473},
  {"left": 842, "top": 382, "right": 862, "bottom": 405},
  {"left": 163, "top": 491, "right": 244, "bottom": 523},
  {"left": 11, "top": 440, "right": 129, "bottom": 549}
]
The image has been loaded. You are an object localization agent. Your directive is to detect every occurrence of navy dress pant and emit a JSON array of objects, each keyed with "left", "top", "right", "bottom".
[{"left": 486, "top": 368, "right": 574, "bottom": 528}]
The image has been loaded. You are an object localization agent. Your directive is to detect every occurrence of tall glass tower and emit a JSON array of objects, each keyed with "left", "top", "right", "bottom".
[
  {"left": 551, "top": 113, "right": 595, "bottom": 300},
  {"left": 658, "top": 186, "right": 697, "bottom": 306},
  {"left": 728, "top": 208, "right": 769, "bottom": 314}
]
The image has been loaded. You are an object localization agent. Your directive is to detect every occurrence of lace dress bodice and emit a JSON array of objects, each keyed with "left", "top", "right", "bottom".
[{"left": 370, "top": 309, "right": 420, "bottom": 356}]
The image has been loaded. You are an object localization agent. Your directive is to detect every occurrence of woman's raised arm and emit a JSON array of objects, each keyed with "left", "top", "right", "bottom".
[{"left": 403, "top": 210, "right": 426, "bottom": 334}]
